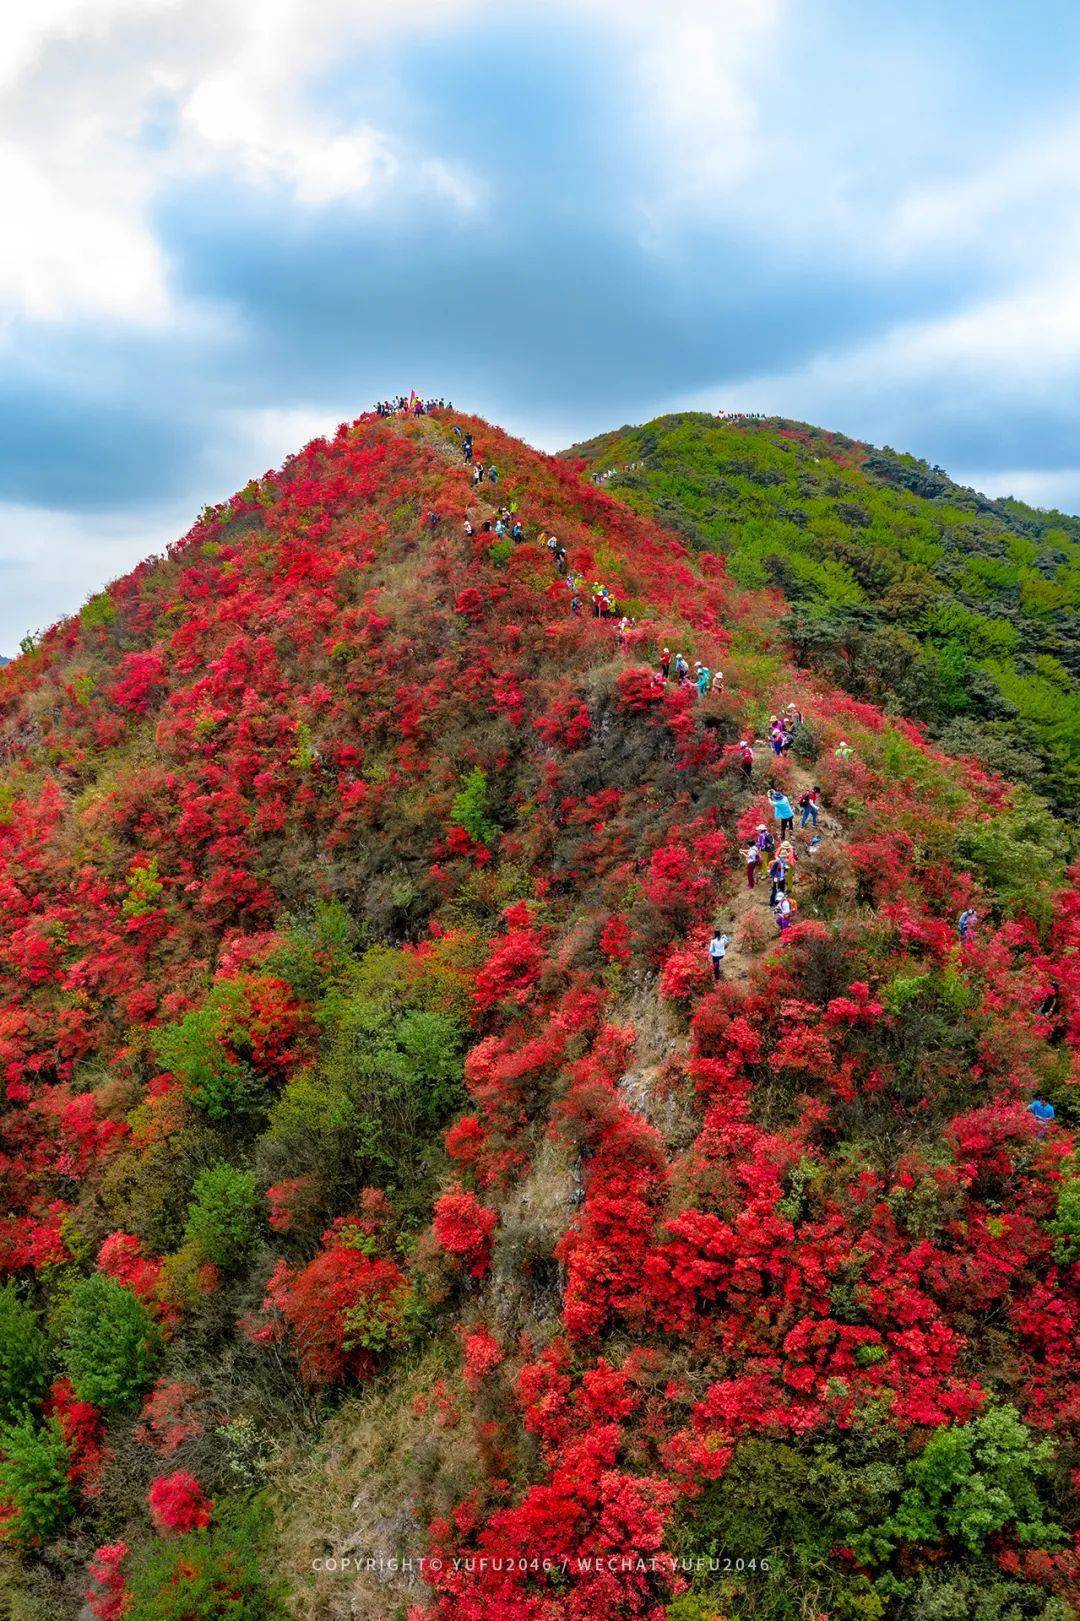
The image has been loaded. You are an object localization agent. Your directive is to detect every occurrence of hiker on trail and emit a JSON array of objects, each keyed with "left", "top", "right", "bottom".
[
  {"left": 464, "top": 517, "right": 475, "bottom": 537},
  {"left": 768, "top": 788, "right": 795, "bottom": 838},
  {"left": 745, "top": 843, "right": 761, "bottom": 889},
  {"left": 711, "top": 669, "right": 724, "bottom": 692},
  {"left": 835, "top": 739, "right": 853, "bottom": 760},
  {"left": 473, "top": 463, "right": 485, "bottom": 486},
  {"left": 768, "top": 855, "right": 787, "bottom": 906},
  {"left": 555, "top": 546, "right": 568, "bottom": 574},
  {"left": 660, "top": 648, "right": 671, "bottom": 681},
  {"left": 781, "top": 719, "right": 795, "bottom": 754},
  {"left": 674, "top": 653, "right": 690, "bottom": 685},
  {"left": 1028, "top": 1098, "right": 1056, "bottom": 1134},
  {"left": 1038, "top": 986, "right": 1060, "bottom": 1020},
  {"left": 494, "top": 518, "right": 506, "bottom": 537},
  {"left": 755, "top": 822, "right": 774, "bottom": 855},
  {"left": 488, "top": 466, "right": 499, "bottom": 485},
  {"left": 428, "top": 510, "right": 440, "bottom": 530},
  {"left": 770, "top": 716, "right": 784, "bottom": 757},
  {"left": 707, "top": 928, "right": 731, "bottom": 982},
  {"left": 957, "top": 908, "right": 978, "bottom": 945},
  {"left": 571, "top": 593, "right": 583, "bottom": 616},
  {"left": 512, "top": 521, "right": 524, "bottom": 543},
  {"left": 798, "top": 786, "right": 820, "bottom": 828},
  {"left": 696, "top": 665, "right": 711, "bottom": 698},
  {"left": 737, "top": 741, "right": 754, "bottom": 784},
  {"left": 617, "top": 616, "right": 631, "bottom": 652},
  {"left": 463, "top": 432, "right": 473, "bottom": 463},
  {"left": 778, "top": 838, "right": 796, "bottom": 869},
  {"left": 776, "top": 894, "right": 793, "bottom": 933}
]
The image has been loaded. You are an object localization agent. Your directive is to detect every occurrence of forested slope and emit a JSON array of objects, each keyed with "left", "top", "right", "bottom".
[
  {"left": 562, "top": 413, "right": 1080, "bottom": 808},
  {"left": 0, "top": 407, "right": 1077, "bottom": 1619}
]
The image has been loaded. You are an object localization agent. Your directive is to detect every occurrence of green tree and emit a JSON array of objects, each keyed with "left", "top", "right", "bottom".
[
  {"left": 859, "top": 1406, "right": 1062, "bottom": 1562},
  {"left": 184, "top": 1163, "right": 260, "bottom": 1270},
  {"left": 63, "top": 1274, "right": 161, "bottom": 1410},
  {"left": 0, "top": 1416, "right": 73, "bottom": 1545},
  {"left": 0, "top": 1285, "right": 49, "bottom": 1424}
]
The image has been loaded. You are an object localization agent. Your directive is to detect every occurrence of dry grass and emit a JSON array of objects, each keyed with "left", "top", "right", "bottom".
[{"left": 270, "top": 1338, "right": 475, "bottom": 1621}]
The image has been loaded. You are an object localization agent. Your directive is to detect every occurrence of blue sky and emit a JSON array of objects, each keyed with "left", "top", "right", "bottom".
[{"left": 3, "top": 0, "right": 1080, "bottom": 648}]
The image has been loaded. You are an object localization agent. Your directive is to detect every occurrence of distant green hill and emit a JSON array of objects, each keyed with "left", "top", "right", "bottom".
[{"left": 562, "top": 412, "right": 1080, "bottom": 807}]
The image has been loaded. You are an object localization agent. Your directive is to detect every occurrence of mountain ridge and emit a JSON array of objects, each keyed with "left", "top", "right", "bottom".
[
  {"left": 0, "top": 405, "right": 1077, "bottom": 1620},
  {"left": 560, "top": 411, "right": 1080, "bottom": 808}
]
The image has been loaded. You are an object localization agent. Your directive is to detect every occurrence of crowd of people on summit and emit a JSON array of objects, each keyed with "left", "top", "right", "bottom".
[{"left": 376, "top": 391, "right": 447, "bottom": 417}]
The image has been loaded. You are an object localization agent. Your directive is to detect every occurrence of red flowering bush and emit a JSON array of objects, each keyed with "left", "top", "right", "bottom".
[
  {"left": 85, "top": 1541, "right": 129, "bottom": 1620},
  {"left": 433, "top": 1191, "right": 498, "bottom": 1278},
  {"left": 253, "top": 1230, "right": 408, "bottom": 1386},
  {"left": 147, "top": 1471, "right": 212, "bottom": 1535}
]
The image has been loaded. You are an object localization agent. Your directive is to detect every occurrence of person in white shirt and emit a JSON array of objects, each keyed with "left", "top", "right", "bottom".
[{"left": 707, "top": 928, "right": 731, "bottom": 982}]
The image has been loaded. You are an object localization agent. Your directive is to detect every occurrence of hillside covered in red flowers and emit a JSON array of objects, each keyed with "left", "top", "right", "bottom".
[{"left": 0, "top": 407, "right": 1077, "bottom": 1620}]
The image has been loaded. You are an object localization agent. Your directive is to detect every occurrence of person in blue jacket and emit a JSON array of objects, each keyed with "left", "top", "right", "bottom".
[
  {"left": 767, "top": 788, "right": 794, "bottom": 838},
  {"left": 1028, "top": 1098, "right": 1055, "bottom": 1132}
]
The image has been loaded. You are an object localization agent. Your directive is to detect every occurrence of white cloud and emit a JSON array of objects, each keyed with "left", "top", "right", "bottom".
[
  {"left": 604, "top": 0, "right": 784, "bottom": 205},
  {"left": 950, "top": 466, "right": 1080, "bottom": 514},
  {"left": 883, "top": 116, "right": 1080, "bottom": 269},
  {"left": 0, "top": 0, "right": 483, "bottom": 327},
  {"left": 723, "top": 269, "right": 1080, "bottom": 415}
]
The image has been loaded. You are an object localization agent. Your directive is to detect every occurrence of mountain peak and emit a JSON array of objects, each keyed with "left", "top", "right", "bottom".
[{"left": 1, "top": 403, "right": 1077, "bottom": 1619}]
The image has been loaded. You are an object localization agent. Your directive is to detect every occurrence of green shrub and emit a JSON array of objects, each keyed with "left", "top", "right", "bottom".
[
  {"left": 0, "top": 1285, "right": 49, "bottom": 1424},
  {"left": 0, "top": 1416, "right": 73, "bottom": 1545},
  {"left": 126, "top": 1496, "right": 287, "bottom": 1620},
  {"left": 1048, "top": 1156, "right": 1080, "bottom": 1264},
  {"left": 122, "top": 857, "right": 164, "bottom": 918},
  {"left": 184, "top": 1163, "right": 260, "bottom": 1270},
  {"left": 955, "top": 784, "right": 1066, "bottom": 926},
  {"left": 63, "top": 1274, "right": 161, "bottom": 1410},
  {"left": 672, "top": 1434, "right": 900, "bottom": 1620},
  {"left": 262, "top": 900, "right": 361, "bottom": 1001},
  {"left": 79, "top": 591, "right": 116, "bottom": 628},
  {"left": 451, "top": 766, "right": 497, "bottom": 845},
  {"left": 858, "top": 1405, "right": 1062, "bottom": 1562},
  {"left": 152, "top": 1005, "right": 262, "bottom": 1121}
]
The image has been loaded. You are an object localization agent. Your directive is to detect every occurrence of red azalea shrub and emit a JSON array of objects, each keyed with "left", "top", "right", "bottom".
[
  {"left": 147, "top": 1471, "right": 212, "bottom": 1535},
  {"left": 85, "top": 1540, "right": 130, "bottom": 1620},
  {"left": 45, "top": 1378, "right": 106, "bottom": 1498},
  {"left": 433, "top": 1191, "right": 498, "bottom": 1278}
]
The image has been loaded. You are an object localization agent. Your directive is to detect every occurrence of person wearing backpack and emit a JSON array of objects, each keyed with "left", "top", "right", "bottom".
[
  {"left": 745, "top": 842, "right": 761, "bottom": 889},
  {"left": 737, "top": 741, "right": 754, "bottom": 784},
  {"left": 776, "top": 894, "right": 793, "bottom": 932},
  {"left": 798, "top": 786, "right": 819, "bottom": 829},
  {"left": 768, "top": 855, "right": 787, "bottom": 907}
]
